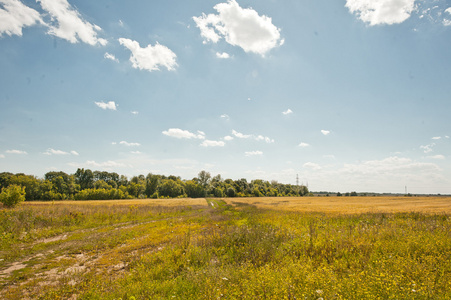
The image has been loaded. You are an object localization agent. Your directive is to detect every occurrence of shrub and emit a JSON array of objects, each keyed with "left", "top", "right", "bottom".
[{"left": 0, "top": 184, "right": 26, "bottom": 208}]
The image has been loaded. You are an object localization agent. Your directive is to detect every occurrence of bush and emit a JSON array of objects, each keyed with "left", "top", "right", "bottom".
[{"left": 0, "top": 184, "right": 26, "bottom": 208}]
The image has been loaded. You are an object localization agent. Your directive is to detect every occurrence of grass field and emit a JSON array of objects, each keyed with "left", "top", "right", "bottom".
[{"left": 1, "top": 196, "right": 451, "bottom": 299}]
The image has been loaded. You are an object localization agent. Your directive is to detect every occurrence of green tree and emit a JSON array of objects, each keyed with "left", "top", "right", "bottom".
[
  {"left": 184, "top": 180, "right": 205, "bottom": 198},
  {"left": 0, "top": 184, "right": 26, "bottom": 208},
  {"left": 158, "top": 179, "right": 184, "bottom": 198}
]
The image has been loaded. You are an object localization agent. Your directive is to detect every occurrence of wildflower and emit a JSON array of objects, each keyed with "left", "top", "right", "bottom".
[{"left": 222, "top": 277, "right": 228, "bottom": 281}]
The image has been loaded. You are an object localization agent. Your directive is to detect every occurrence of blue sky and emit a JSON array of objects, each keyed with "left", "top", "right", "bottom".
[{"left": 1, "top": 0, "right": 451, "bottom": 194}]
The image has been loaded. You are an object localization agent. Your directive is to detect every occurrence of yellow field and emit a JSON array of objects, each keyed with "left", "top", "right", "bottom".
[
  {"left": 224, "top": 196, "right": 451, "bottom": 214},
  {"left": 24, "top": 196, "right": 451, "bottom": 214},
  {"left": 24, "top": 198, "right": 209, "bottom": 207}
]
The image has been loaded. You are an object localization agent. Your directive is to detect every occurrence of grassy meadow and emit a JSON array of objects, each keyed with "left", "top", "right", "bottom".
[{"left": 1, "top": 196, "right": 451, "bottom": 299}]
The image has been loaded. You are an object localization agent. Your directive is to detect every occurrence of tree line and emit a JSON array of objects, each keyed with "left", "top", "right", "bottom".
[{"left": 0, "top": 169, "right": 309, "bottom": 201}]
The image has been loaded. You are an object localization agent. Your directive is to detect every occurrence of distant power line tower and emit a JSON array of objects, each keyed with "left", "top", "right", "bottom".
[{"left": 296, "top": 174, "right": 299, "bottom": 186}]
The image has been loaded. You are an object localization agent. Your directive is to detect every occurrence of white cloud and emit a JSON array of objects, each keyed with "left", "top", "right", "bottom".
[
  {"left": 131, "top": 111, "right": 139, "bottom": 115},
  {"left": 200, "top": 140, "right": 225, "bottom": 147},
  {"left": 232, "top": 129, "right": 252, "bottom": 139},
  {"left": 216, "top": 52, "right": 230, "bottom": 59},
  {"left": 104, "top": 52, "right": 118, "bottom": 62},
  {"left": 420, "top": 143, "right": 435, "bottom": 153},
  {"left": 5, "top": 149, "right": 27, "bottom": 154},
  {"left": 43, "top": 148, "right": 68, "bottom": 155},
  {"left": 345, "top": 0, "right": 416, "bottom": 26},
  {"left": 38, "top": 0, "right": 107, "bottom": 46},
  {"left": 43, "top": 148, "right": 79, "bottom": 155},
  {"left": 0, "top": 154, "right": 4, "bottom": 158},
  {"left": 303, "top": 162, "right": 322, "bottom": 170},
  {"left": 321, "top": 130, "right": 330, "bottom": 136},
  {"left": 282, "top": 109, "right": 293, "bottom": 115},
  {"left": 245, "top": 150, "right": 263, "bottom": 157},
  {"left": 427, "top": 155, "right": 445, "bottom": 160},
  {"left": 118, "top": 38, "right": 177, "bottom": 72},
  {"left": 432, "top": 136, "right": 441, "bottom": 140},
  {"left": 130, "top": 151, "right": 142, "bottom": 154},
  {"left": 232, "top": 130, "right": 274, "bottom": 142},
  {"left": 193, "top": 0, "right": 283, "bottom": 56},
  {"left": 119, "top": 141, "right": 141, "bottom": 147},
  {"left": 95, "top": 101, "right": 117, "bottom": 110},
  {"left": 298, "top": 142, "right": 310, "bottom": 148},
  {"left": 162, "top": 128, "right": 205, "bottom": 139},
  {"left": 223, "top": 135, "right": 234, "bottom": 141},
  {"left": 255, "top": 135, "right": 274, "bottom": 143},
  {"left": 0, "top": 0, "right": 43, "bottom": 37},
  {"left": 442, "top": 7, "right": 451, "bottom": 26},
  {"left": 220, "top": 114, "right": 230, "bottom": 120}
]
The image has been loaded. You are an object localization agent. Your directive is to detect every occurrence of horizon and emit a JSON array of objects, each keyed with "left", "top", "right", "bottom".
[{"left": 1, "top": 0, "right": 451, "bottom": 195}]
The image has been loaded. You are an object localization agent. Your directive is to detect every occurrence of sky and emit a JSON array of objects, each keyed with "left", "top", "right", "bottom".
[{"left": 1, "top": 0, "right": 451, "bottom": 194}]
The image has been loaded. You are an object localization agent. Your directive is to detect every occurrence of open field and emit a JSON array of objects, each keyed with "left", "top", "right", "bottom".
[
  {"left": 1, "top": 197, "right": 451, "bottom": 299},
  {"left": 226, "top": 196, "right": 451, "bottom": 214}
]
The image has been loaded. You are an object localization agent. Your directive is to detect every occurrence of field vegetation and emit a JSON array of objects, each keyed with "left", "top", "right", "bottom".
[{"left": 1, "top": 196, "right": 451, "bottom": 299}]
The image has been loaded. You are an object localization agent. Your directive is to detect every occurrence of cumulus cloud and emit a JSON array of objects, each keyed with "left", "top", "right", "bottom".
[
  {"left": 282, "top": 109, "right": 293, "bottom": 115},
  {"left": 427, "top": 155, "right": 445, "bottom": 160},
  {"left": 193, "top": 0, "right": 283, "bottom": 56},
  {"left": 5, "top": 149, "right": 27, "bottom": 154},
  {"left": 298, "top": 142, "right": 310, "bottom": 148},
  {"left": 119, "top": 141, "right": 140, "bottom": 147},
  {"left": 104, "top": 52, "right": 118, "bottom": 62},
  {"left": 43, "top": 148, "right": 68, "bottom": 155},
  {"left": 200, "top": 140, "right": 225, "bottom": 147},
  {"left": 43, "top": 148, "right": 79, "bottom": 155},
  {"left": 38, "top": 0, "right": 107, "bottom": 45},
  {"left": 444, "top": 7, "right": 451, "bottom": 25},
  {"left": 162, "top": 128, "right": 206, "bottom": 139},
  {"left": 420, "top": 143, "right": 435, "bottom": 153},
  {"left": 223, "top": 135, "right": 234, "bottom": 141},
  {"left": 232, "top": 130, "right": 274, "bottom": 143},
  {"left": 321, "top": 130, "right": 330, "bottom": 136},
  {"left": 0, "top": 0, "right": 43, "bottom": 37},
  {"left": 95, "top": 101, "right": 117, "bottom": 110},
  {"left": 432, "top": 136, "right": 441, "bottom": 140},
  {"left": 131, "top": 111, "right": 139, "bottom": 115},
  {"left": 245, "top": 150, "right": 263, "bottom": 157},
  {"left": 255, "top": 135, "right": 274, "bottom": 143},
  {"left": 118, "top": 38, "right": 177, "bottom": 72},
  {"left": 345, "top": 0, "right": 416, "bottom": 26},
  {"left": 232, "top": 129, "right": 252, "bottom": 139},
  {"left": 216, "top": 52, "right": 230, "bottom": 59},
  {"left": 220, "top": 114, "right": 230, "bottom": 121}
]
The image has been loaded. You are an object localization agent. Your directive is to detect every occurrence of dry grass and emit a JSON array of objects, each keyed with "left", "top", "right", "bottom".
[{"left": 225, "top": 196, "right": 451, "bottom": 214}]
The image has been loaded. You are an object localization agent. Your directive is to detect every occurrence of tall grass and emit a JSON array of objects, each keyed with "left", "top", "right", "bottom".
[{"left": 1, "top": 199, "right": 451, "bottom": 299}]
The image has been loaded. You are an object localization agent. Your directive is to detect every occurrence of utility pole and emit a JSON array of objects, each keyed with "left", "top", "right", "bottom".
[{"left": 296, "top": 174, "right": 299, "bottom": 186}]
